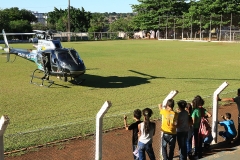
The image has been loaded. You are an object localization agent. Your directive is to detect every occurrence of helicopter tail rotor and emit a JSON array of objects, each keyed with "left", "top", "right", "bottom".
[
  {"left": 2, "top": 29, "right": 10, "bottom": 49},
  {"left": 1, "top": 29, "right": 11, "bottom": 62}
]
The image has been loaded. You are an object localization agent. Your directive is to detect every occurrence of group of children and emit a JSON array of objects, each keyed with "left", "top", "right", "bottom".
[
  {"left": 124, "top": 94, "right": 238, "bottom": 160},
  {"left": 124, "top": 108, "right": 156, "bottom": 160}
]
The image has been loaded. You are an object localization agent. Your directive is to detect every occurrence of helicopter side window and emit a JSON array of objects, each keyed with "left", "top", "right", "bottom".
[
  {"left": 51, "top": 52, "right": 57, "bottom": 64},
  {"left": 36, "top": 54, "right": 42, "bottom": 64}
]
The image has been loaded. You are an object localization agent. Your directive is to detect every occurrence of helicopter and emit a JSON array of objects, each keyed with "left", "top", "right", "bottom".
[{"left": 0, "top": 29, "right": 86, "bottom": 87}]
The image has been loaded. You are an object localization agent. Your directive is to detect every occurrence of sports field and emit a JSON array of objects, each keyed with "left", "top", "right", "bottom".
[{"left": 0, "top": 40, "right": 239, "bottom": 152}]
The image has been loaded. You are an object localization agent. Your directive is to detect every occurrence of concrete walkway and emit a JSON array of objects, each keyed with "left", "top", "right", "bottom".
[
  {"left": 202, "top": 145, "right": 240, "bottom": 160},
  {"left": 172, "top": 140, "right": 240, "bottom": 160},
  {"left": 201, "top": 140, "right": 240, "bottom": 160}
]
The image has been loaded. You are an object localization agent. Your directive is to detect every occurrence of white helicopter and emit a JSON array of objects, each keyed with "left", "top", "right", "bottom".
[{"left": 0, "top": 29, "right": 86, "bottom": 87}]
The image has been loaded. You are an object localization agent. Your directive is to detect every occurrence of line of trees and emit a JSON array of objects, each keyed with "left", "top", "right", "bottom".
[
  {"left": 0, "top": 7, "right": 37, "bottom": 33},
  {"left": 130, "top": 0, "right": 240, "bottom": 31},
  {"left": 0, "top": 0, "right": 240, "bottom": 35}
]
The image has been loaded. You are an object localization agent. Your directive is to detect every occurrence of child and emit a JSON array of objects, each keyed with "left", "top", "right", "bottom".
[
  {"left": 218, "top": 88, "right": 240, "bottom": 140},
  {"left": 138, "top": 108, "right": 156, "bottom": 160},
  {"left": 124, "top": 109, "right": 142, "bottom": 160},
  {"left": 203, "top": 113, "right": 213, "bottom": 149},
  {"left": 176, "top": 100, "right": 189, "bottom": 160},
  {"left": 218, "top": 113, "right": 237, "bottom": 142},
  {"left": 159, "top": 99, "right": 178, "bottom": 160},
  {"left": 185, "top": 103, "right": 193, "bottom": 158},
  {"left": 191, "top": 95, "right": 211, "bottom": 159}
]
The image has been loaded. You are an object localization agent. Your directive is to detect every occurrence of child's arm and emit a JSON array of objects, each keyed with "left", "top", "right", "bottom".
[
  {"left": 205, "top": 111, "right": 212, "bottom": 118},
  {"left": 123, "top": 115, "right": 128, "bottom": 130},
  {"left": 217, "top": 95, "right": 234, "bottom": 102},
  {"left": 152, "top": 123, "right": 156, "bottom": 136},
  {"left": 158, "top": 103, "right": 163, "bottom": 111},
  {"left": 221, "top": 115, "right": 226, "bottom": 120},
  {"left": 138, "top": 123, "right": 141, "bottom": 137}
]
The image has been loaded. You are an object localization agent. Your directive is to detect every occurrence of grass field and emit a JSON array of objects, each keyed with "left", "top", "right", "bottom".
[{"left": 0, "top": 40, "right": 239, "bottom": 151}]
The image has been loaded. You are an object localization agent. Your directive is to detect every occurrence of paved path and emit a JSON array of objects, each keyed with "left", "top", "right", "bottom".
[{"left": 202, "top": 144, "right": 240, "bottom": 160}]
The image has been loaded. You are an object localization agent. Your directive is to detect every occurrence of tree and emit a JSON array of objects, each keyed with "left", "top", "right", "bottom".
[
  {"left": 32, "top": 22, "right": 48, "bottom": 31},
  {"left": 131, "top": 0, "right": 189, "bottom": 31},
  {"left": 47, "top": 8, "right": 65, "bottom": 30},
  {"left": 47, "top": 6, "right": 92, "bottom": 32},
  {"left": 70, "top": 7, "right": 92, "bottom": 32},
  {"left": 0, "top": 10, "right": 10, "bottom": 31},
  {"left": 88, "top": 13, "right": 107, "bottom": 32},
  {"left": 184, "top": 0, "right": 240, "bottom": 32},
  {"left": 9, "top": 20, "right": 32, "bottom": 32},
  {"left": 2, "top": 7, "right": 36, "bottom": 23},
  {"left": 0, "top": 7, "right": 36, "bottom": 32},
  {"left": 109, "top": 16, "right": 134, "bottom": 32}
]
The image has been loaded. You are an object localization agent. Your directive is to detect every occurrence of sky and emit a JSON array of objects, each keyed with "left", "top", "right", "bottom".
[{"left": 0, "top": 0, "right": 140, "bottom": 13}]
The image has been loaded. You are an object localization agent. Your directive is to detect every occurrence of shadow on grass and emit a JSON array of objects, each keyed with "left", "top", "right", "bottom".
[
  {"left": 79, "top": 70, "right": 165, "bottom": 88},
  {"left": 74, "top": 68, "right": 240, "bottom": 89},
  {"left": 168, "top": 77, "right": 240, "bottom": 81}
]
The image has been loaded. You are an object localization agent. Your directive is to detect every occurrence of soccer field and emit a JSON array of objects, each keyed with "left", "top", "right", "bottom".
[{"left": 0, "top": 40, "right": 239, "bottom": 151}]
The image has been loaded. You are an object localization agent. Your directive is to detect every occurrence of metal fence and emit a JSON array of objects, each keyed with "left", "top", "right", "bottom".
[
  {"left": 4, "top": 82, "right": 240, "bottom": 159},
  {"left": 51, "top": 14, "right": 240, "bottom": 42},
  {"left": 157, "top": 14, "right": 240, "bottom": 41},
  {"left": 54, "top": 32, "right": 126, "bottom": 42}
]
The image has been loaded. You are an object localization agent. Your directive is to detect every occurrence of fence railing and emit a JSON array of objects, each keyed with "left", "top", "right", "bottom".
[
  {"left": 50, "top": 14, "right": 240, "bottom": 42},
  {"left": 3, "top": 82, "right": 239, "bottom": 159}
]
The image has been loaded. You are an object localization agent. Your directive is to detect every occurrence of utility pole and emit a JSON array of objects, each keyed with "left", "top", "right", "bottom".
[{"left": 68, "top": 0, "right": 71, "bottom": 42}]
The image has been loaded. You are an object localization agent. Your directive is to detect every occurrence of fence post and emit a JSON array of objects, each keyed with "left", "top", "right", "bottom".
[
  {"left": 0, "top": 115, "right": 10, "bottom": 160},
  {"left": 212, "top": 82, "right": 228, "bottom": 144},
  {"left": 95, "top": 101, "right": 112, "bottom": 160},
  {"left": 160, "top": 90, "right": 178, "bottom": 158},
  {"left": 162, "top": 90, "right": 179, "bottom": 108}
]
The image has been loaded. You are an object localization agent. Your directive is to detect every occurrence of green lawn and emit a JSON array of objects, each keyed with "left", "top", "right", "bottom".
[{"left": 0, "top": 40, "right": 239, "bottom": 151}]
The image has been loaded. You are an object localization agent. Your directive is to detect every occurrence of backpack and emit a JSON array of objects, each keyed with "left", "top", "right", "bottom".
[
  {"left": 198, "top": 108, "right": 211, "bottom": 139},
  {"left": 199, "top": 117, "right": 211, "bottom": 139}
]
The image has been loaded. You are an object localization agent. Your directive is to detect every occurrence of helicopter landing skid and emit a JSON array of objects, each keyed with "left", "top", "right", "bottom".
[
  {"left": 74, "top": 78, "right": 85, "bottom": 85},
  {"left": 30, "top": 69, "right": 54, "bottom": 87},
  {"left": 69, "top": 77, "right": 85, "bottom": 85}
]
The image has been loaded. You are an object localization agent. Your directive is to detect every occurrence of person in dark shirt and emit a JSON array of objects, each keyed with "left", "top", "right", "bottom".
[
  {"left": 124, "top": 109, "right": 142, "bottom": 160},
  {"left": 41, "top": 52, "right": 51, "bottom": 80}
]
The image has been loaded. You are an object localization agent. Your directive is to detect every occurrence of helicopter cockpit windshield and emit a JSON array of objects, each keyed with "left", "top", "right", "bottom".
[{"left": 57, "top": 49, "right": 82, "bottom": 64}]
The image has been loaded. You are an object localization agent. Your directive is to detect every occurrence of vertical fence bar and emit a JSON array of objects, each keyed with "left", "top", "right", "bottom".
[
  {"left": 212, "top": 82, "right": 228, "bottom": 144},
  {"left": 95, "top": 101, "right": 112, "bottom": 160},
  {"left": 0, "top": 115, "right": 10, "bottom": 160},
  {"left": 230, "top": 13, "right": 232, "bottom": 41},
  {"left": 209, "top": 15, "right": 212, "bottom": 41},
  {"left": 182, "top": 16, "right": 184, "bottom": 40}
]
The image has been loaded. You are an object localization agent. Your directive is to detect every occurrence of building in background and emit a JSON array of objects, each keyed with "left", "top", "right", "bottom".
[{"left": 31, "top": 11, "right": 48, "bottom": 25}]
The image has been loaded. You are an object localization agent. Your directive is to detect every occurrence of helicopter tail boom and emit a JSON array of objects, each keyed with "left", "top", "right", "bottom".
[{"left": 1, "top": 29, "right": 38, "bottom": 62}]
